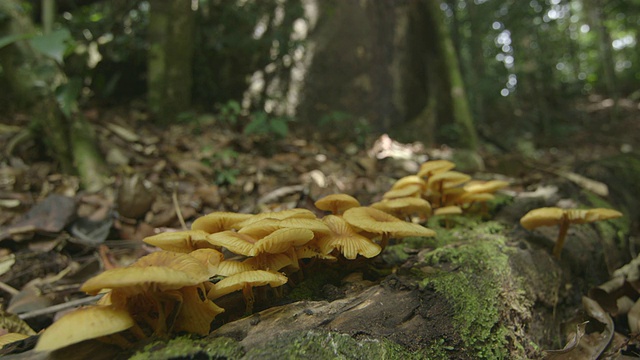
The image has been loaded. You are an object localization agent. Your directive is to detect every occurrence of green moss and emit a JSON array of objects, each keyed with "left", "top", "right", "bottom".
[
  {"left": 244, "top": 330, "right": 420, "bottom": 360},
  {"left": 419, "top": 222, "right": 517, "bottom": 359},
  {"left": 128, "top": 335, "right": 245, "bottom": 360}
]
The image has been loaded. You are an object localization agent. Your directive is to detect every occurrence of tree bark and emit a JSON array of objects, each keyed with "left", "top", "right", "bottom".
[
  {"left": 148, "top": 0, "right": 195, "bottom": 124},
  {"left": 423, "top": 0, "right": 478, "bottom": 150}
]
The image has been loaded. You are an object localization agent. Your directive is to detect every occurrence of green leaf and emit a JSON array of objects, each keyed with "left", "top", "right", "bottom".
[
  {"left": 55, "top": 77, "right": 83, "bottom": 117},
  {"left": 28, "top": 28, "right": 73, "bottom": 64},
  {"left": 269, "top": 118, "right": 288, "bottom": 138},
  {"left": 0, "top": 33, "right": 32, "bottom": 50}
]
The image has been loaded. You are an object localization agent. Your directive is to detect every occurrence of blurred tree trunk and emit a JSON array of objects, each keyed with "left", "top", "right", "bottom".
[
  {"left": 585, "top": 0, "right": 618, "bottom": 119},
  {"left": 148, "top": 0, "right": 195, "bottom": 124},
  {"left": 0, "top": 0, "right": 108, "bottom": 191},
  {"left": 423, "top": 0, "right": 478, "bottom": 150},
  {"left": 465, "top": 0, "right": 485, "bottom": 127}
]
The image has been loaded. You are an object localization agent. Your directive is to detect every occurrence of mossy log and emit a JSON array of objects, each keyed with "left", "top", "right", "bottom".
[{"left": 10, "top": 155, "right": 637, "bottom": 359}]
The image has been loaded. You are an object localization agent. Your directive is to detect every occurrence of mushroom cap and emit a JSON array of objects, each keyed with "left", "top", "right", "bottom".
[
  {"left": 237, "top": 218, "right": 282, "bottom": 239},
  {"left": 417, "top": 160, "right": 456, "bottom": 178},
  {"left": 278, "top": 217, "right": 331, "bottom": 237},
  {"left": 427, "top": 171, "right": 471, "bottom": 191},
  {"left": 235, "top": 208, "right": 317, "bottom": 228},
  {"left": 252, "top": 228, "right": 314, "bottom": 255},
  {"left": 342, "top": 207, "right": 436, "bottom": 238},
  {"left": 566, "top": 208, "right": 623, "bottom": 224},
  {"left": 453, "top": 192, "right": 495, "bottom": 205},
  {"left": 188, "top": 248, "right": 225, "bottom": 276},
  {"left": 207, "top": 231, "right": 258, "bottom": 256},
  {"left": 382, "top": 184, "right": 422, "bottom": 200},
  {"left": 434, "top": 205, "right": 463, "bottom": 216},
  {"left": 370, "top": 197, "right": 432, "bottom": 218},
  {"left": 463, "top": 180, "right": 510, "bottom": 194},
  {"left": 520, "top": 207, "right": 623, "bottom": 230},
  {"left": 173, "top": 284, "right": 225, "bottom": 335},
  {"left": 519, "top": 207, "right": 566, "bottom": 230},
  {"left": 314, "top": 194, "right": 361, "bottom": 215},
  {"left": 34, "top": 306, "right": 134, "bottom": 352},
  {"left": 391, "top": 176, "right": 426, "bottom": 190},
  {"left": 207, "top": 270, "right": 288, "bottom": 300},
  {"left": 81, "top": 252, "right": 211, "bottom": 295},
  {"left": 143, "top": 230, "right": 214, "bottom": 253},
  {"left": 244, "top": 252, "right": 295, "bottom": 272},
  {"left": 215, "top": 260, "right": 255, "bottom": 276},
  {"left": 191, "top": 212, "right": 253, "bottom": 234},
  {"left": 319, "top": 215, "right": 381, "bottom": 259}
]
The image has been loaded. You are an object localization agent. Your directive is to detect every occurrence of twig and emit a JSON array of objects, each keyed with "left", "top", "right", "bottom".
[
  {"left": 18, "top": 294, "right": 104, "bottom": 320},
  {"left": 172, "top": 187, "right": 187, "bottom": 230},
  {"left": 0, "top": 281, "right": 19, "bottom": 296}
]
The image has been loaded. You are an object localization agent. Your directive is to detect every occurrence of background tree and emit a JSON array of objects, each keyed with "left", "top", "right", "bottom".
[{"left": 147, "top": 0, "right": 195, "bottom": 124}]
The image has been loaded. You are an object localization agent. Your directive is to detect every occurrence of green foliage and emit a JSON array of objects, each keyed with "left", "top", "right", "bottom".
[
  {"left": 318, "top": 111, "right": 371, "bottom": 146},
  {"left": 217, "top": 100, "right": 242, "bottom": 126},
  {"left": 243, "top": 111, "right": 289, "bottom": 139}
]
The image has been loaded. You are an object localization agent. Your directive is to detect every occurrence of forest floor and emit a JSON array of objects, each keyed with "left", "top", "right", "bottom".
[{"left": 0, "top": 95, "right": 639, "bottom": 358}]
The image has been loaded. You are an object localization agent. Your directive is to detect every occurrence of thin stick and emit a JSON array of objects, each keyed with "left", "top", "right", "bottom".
[
  {"left": 172, "top": 187, "right": 187, "bottom": 230},
  {"left": 19, "top": 294, "right": 104, "bottom": 320},
  {"left": 0, "top": 281, "right": 19, "bottom": 296}
]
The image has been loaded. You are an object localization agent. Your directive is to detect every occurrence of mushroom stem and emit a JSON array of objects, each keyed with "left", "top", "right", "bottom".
[
  {"left": 242, "top": 284, "right": 255, "bottom": 314},
  {"left": 380, "top": 233, "right": 390, "bottom": 250},
  {"left": 552, "top": 219, "right": 570, "bottom": 259}
]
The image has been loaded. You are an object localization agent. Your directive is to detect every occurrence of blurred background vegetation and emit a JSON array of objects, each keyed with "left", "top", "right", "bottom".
[{"left": 1, "top": 0, "right": 638, "bottom": 185}]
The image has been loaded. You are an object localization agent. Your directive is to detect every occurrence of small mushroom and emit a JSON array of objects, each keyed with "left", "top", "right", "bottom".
[
  {"left": 417, "top": 160, "right": 456, "bottom": 179},
  {"left": 390, "top": 175, "right": 427, "bottom": 191},
  {"left": 370, "top": 197, "right": 432, "bottom": 220},
  {"left": 314, "top": 194, "right": 361, "bottom": 215},
  {"left": 343, "top": 207, "right": 436, "bottom": 248},
  {"left": 426, "top": 171, "right": 471, "bottom": 207},
  {"left": 34, "top": 306, "right": 134, "bottom": 352},
  {"left": 191, "top": 212, "right": 253, "bottom": 234},
  {"left": 207, "top": 270, "right": 288, "bottom": 313},
  {"left": 382, "top": 184, "right": 422, "bottom": 200},
  {"left": 520, "top": 207, "right": 623, "bottom": 259},
  {"left": 433, "top": 205, "right": 463, "bottom": 228},
  {"left": 81, "top": 251, "right": 213, "bottom": 335},
  {"left": 235, "top": 208, "right": 317, "bottom": 228},
  {"left": 143, "top": 230, "right": 215, "bottom": 252},
  {"left": 463, "top": 180, "right": 509, "bottom": 194},
  {"left": 318, "top": 215, "right": 381, "bottom": 259},
  {"left": 173, "top": 284, "right": 225, "bottom": 335}
]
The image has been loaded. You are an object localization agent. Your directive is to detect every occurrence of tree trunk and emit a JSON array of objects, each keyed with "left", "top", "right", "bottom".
[
  {"left": 586, "top": 0, "right": 618, "bottom": 120},
  {"left": 148, "top": 0, "right": 195, "bottom": 124},
  {"left": 423, "top": 0, "right": 478, "bottom": 150}
]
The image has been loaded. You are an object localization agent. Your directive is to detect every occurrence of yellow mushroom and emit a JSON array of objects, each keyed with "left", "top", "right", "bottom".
[
  {"left": 142, "top": 230, "right": 214, "bottom": 253},
  {"left": 318, "top": 215, "right": 381, "bottom": 260},
  {"left": 207, "top": 270, "right": 288, "bottom": 313},
  {"left": 342, "top": 207, "right": 436, "bottom": 248},
  {"left": 520, "top": 207, "right": 623, "bottom": 259},
  {"left": 417, "top": 160, "right": 456, "bottom": 179},
  {"left": 191, "top": 212, "right": 253, "bottom": 234},
  {"left": 314, "top": 194, "right": 361, "bottom": 215},
  {"left": 34, "top": 306, "right": 134, "bottom": 352}
]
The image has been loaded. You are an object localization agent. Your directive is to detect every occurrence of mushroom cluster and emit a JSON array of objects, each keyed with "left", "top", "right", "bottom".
[
  {"left": 374, "top": 160, "right": 509, "bottom": 224},
  {"left": 35, "top": 195, "right": 436, "bottom": 352}
]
